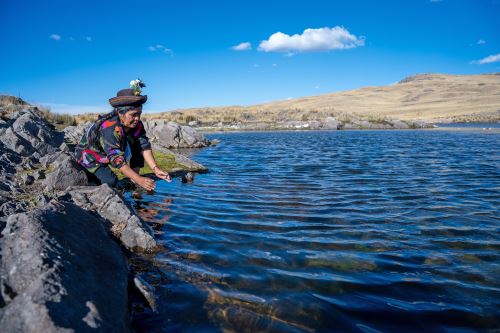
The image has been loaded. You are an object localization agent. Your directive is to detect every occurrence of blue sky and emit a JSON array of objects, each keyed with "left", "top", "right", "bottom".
[{"left": 1, "top": 0, "right": 499, "bottom": 114}]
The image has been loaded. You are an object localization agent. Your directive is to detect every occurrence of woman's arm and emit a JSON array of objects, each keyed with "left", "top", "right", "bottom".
[
  {"left": 120, "top": 163, "right": 156, "bottom": 191},
  {"left": 142, "top": 149, "right": 172, "bottom": 182}
]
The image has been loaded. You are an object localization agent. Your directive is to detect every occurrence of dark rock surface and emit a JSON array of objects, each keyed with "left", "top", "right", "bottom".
[
  {"left": 43, "top": 156, "right": 89, "bottom": 192},
  {"left": 0, "top": 202, "right": 131, "bottom": 333},
  {"left": 67, "top": 185, "right": 158, "bottom": 253},
  {"left": 0, "top": 109, "right": 62, "bottom": 157},
  {"left": 0, "top": 96, "right": 170, "bottom": 331}
]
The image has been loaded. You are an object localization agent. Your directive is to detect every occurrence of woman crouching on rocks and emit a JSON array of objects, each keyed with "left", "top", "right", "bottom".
[{"left": 75, "top": 80, "right": 171, "bottom": 191}]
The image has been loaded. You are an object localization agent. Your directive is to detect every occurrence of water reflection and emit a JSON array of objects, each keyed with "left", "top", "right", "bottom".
[{"left": 127, "top": 130, "right": 500, "bottom": 332}]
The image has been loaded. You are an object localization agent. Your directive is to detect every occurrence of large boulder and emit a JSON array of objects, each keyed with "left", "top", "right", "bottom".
[
  {"left": 0, "top": 110, "right": 60, "bottom": 157},
  {"left": 0, "top": 202, "right": 131, "bottom": 333},
  {"left": 145, "top": 120, "right": 212, "bottom": 148},
  {"left": 66, "top": 185, "right": 158, "bottom": 252},
  {"left": 323, "top": 117, "right": 340, "bottom": 130},
  {"left": 63, "top": 122, "right": 92, "bottom": 145},
  {"left": 390, "top": 119, "right": 410, "bottom": 129},
  {"left": 43, "top": 156, "right": 89, "bottom": 192}
]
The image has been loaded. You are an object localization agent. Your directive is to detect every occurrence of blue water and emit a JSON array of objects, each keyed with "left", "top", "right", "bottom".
[
  {"left": 436, "top": 122, "right": 500, "bottom": 128},
  {"left": 128, "top": 129, "right": 500, "bottom": 332}
]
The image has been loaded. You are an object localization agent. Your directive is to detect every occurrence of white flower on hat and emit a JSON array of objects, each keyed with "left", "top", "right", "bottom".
[
  {"left": 130, "top": 79, "right": 145, "bottom": 96},
  {"left": 130, "top": 79, "right": 141, "bottom": 87}
]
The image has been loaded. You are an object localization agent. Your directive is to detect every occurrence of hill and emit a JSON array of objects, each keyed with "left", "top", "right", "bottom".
[{"left": 144, "top": 73, "right": 500, "bottom": 127}]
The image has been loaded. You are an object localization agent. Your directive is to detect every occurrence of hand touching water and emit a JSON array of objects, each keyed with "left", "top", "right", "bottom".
[
  {"left": 135, "top": 176, "right": 156, "bottom": 191},
  {"left": 153, "top": 167, "right": 172, "bottom": 182}
]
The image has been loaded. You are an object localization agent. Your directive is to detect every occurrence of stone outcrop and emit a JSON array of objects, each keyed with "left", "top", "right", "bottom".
[
  {"left": 62, "top": 122, "right": 92, "bottom": 146},
  {"left": 43, "top": 156, "right": 89, "bottom": 192},
  {"left": 144, "top": 120, "right": 216, "bottom": 148},
  {"left": 0, "top": 96, "right": 166, "bottom": 331},
  {"left": 67, "top": 185, "right": 158, "bottom": 252},
  {"left": 0, "top": 107, "right": 61, "bottom": 157},
  {"left": 64, "top": 119, "right": 216, "bottom": 150},
  {"left": 0, "top": 202, "right": 131, "bottom": 333},
  {"left": 195, "top": 116, "right": 431, "bottom": 131}
]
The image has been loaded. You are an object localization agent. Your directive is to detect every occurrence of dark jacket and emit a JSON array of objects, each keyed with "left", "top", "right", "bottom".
[{"left": 75, "top": 114, "right": 151, "bottom": 173}]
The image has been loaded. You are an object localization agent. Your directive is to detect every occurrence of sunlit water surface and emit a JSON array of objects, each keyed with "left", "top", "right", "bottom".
[{"left": 127, "top": 129, "right": 499, "bottom": 333}]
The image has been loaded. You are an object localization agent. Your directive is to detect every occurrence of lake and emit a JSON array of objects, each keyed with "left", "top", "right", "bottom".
[{"left": 127, "top": 129, "right": 499, "bottom": 332}]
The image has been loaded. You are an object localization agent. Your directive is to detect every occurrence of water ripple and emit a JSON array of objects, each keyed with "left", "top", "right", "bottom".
[{"left": 129, "top": 130, "right": 500, "bottom": 332}]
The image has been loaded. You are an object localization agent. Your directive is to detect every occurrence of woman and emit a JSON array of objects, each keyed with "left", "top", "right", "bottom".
[{"left": 76, "top": 80, "right": 171, "bottom": 191}]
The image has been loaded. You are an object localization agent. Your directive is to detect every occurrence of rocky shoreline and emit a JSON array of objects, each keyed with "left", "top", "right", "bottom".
[
  {"left": 182, "top": 116, "right": 433, "bottom": 132},
  {"left": 0, "top": 97, "right": 212, "bottom": 332}
]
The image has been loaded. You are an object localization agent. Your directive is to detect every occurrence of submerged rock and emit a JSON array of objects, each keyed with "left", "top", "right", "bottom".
[{"left": 133, "top": 275, "right": 158, "bottom": 313}]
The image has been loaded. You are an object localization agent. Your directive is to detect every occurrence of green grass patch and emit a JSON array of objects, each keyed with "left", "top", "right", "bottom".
[{"left": 113, "top": 150, "right": 185, "bottom": 180}]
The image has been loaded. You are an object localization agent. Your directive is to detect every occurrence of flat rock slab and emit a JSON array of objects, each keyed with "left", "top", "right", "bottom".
[
  {"left": 66, "top": 185, "right": 158, "bottom": 253},
  {"left": 0, "top": 202, "right": 131, "bottom": 333}
]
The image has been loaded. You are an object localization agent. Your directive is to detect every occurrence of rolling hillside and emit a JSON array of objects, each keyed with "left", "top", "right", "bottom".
[{"left": 146, "top": 73, "right": 500, "bottom": 125}]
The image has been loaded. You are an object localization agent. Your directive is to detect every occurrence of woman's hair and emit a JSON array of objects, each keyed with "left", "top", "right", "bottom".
[{"left": 86, "top": 106, "right": 138, "bottom": 147}]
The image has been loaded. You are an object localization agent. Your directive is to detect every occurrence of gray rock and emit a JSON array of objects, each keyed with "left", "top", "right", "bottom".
[
  {"left": 145, "top": 120, "right": 212, "bottom": 148},
  {"left": 410, "top": 120, "right": 430, "bottom": 128},
  {"left": 38, "top": 193, "right": 50, "bottom": 206},
  {"left": 323, "top": 117, "right": 340, "bottom": 130},
  {"left": 43, "top": 157, "right": 88, "bottom": 192},
  {"left": 63, "top": 122, "right": 92, "bottom": 145},
  {"left": 0, "top": 203, "right": 131, "bottom": 333},
  {"left": 0, "top": 200, "right": 26, "bottom": 219},
  {"left": 0, "top": 127, "right": 33, "bottom": 155},
  {"left": 32, "top": 170, "right": 45, "bottom": 180},
  {"left": 0, "top": 142, "right": 22, "bottom": 174},
  {"left": 181, "top": 172, "right": 195, "bottom": 183},
  {"left": 188, "top": 120, "right": 199, "bottom": 127},
  {"left": 391, "top": 120, "right": 410, "bottom": 129},
  {"left": 342, "top": 122, "right": 359, "bottom": 129},
  {"left": 59, "top": 141, "right": 70, "bottom": 152},
  {"left": 21, "top": 173, "right": 35, "bottom": 186},
  {"left": 133, "top": 275, "right": 158, "bottom": 312},
  {"left": 11, "top": 112, "right": 58, "bottom": 155},
  {"left": 308, "top": 121, "right": 322, "bottom": 129},
  {"left": 67, "top": 185, "right": 158, "bottom": 252},
  {"left": 39, "top": 151, "right": 70, "bottom": 168}
]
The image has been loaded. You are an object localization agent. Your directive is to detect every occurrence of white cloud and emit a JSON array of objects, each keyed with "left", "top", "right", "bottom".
[
  {"left": 253, "top": 64, "right": 260, "bottom": 67},
  {"left": 85, "top": 36, "right": 92, "bottom": 42},
  {"left": 477, "top": 39, "right": 486, "bottom": 45},
  {"left": 471, "top": 53, "right": 500, "bottom": 64},
  {"left": 258, "top": 26, "right": 365, "bottom": 53},
  {"left": 50, "top": 34, "right": 61, "bottom": 41},
  {"left": 232, "top": 42, "right": 252, "bottom": 51},
  {"left": 149, "top": 44, "right": 173, "bottom": 55}
]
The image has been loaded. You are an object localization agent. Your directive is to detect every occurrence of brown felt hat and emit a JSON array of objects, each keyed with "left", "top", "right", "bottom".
[{"left": 109, "top": 88, "right": 148, "bottom": 107}]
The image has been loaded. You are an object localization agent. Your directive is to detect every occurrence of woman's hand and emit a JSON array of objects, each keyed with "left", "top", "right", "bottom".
[
  {"left": 154, "top": 167, "right": 172, "bottom": 182},
  {"left": 135, "top": 176, "right": 156, "bottom": 191}
]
